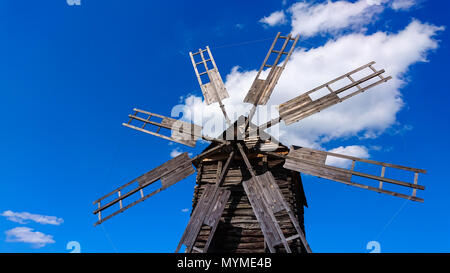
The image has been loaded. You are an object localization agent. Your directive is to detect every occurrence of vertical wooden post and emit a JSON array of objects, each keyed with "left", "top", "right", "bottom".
[
  {"left": 97, "top": 202, "right": 102, "bottom": 221},
  {"left": 412, "top": 172, "right": 419, "bottom": 197},
  {"left": 379, "top": 166, "right": 386, "bottom": 190},
  {"left": 118, "top": 190, "right": 123, "bottom": 209}
]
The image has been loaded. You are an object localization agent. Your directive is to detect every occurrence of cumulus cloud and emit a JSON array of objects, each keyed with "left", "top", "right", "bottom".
[
  {"left": 261, "top": 1, "right": 419, "bottom": 38},
  {"left": 181, "top": 208, "right": 189, "bottom": 213},
  {"left": 288, "top": 0, "right": 385, "bottom": 37},
  {"left": 5, "top": 227, "right": 55, "bottom": 248},
  {"left": 325, "top": 145, "right": 370, "bottom": 168},
  {"left": 169, "top": 148, "right": 192, "bottom": 158},
  {"left": 259, "top": 10, "right": 287, "bottom": 27},
  {"left": 170, "top": 148, "right": 183, "bottom": 158},
  {"left": 390, "top": 0, "right": 417, "bottom": 10},
  {"left": 1, "top": 210, "right": 64, "bottom": 225},
  {"left": 176, "top": 19, "right": 443, "bottom": 154}
]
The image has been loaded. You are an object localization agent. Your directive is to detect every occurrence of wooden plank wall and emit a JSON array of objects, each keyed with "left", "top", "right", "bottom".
[{"left": 191, "top": 148, "right": 307, "bottom": 253}]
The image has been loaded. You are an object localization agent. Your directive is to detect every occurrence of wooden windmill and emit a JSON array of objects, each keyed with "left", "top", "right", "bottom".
[{"left": 93, "top": 32, "right": 426, "bottom": 253}]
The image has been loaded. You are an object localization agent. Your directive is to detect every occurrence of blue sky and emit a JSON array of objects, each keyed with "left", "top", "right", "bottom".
[{"left": 0, "top": 0, "right": 449, "bottom": 253}]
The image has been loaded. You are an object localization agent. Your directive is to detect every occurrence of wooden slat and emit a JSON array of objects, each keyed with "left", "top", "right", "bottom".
[
  {"left": 253, "top": 172, "right": 286, "bottom": 213},
  {"left": 379, "top": 166, "right": 386, "bottom": 189}
]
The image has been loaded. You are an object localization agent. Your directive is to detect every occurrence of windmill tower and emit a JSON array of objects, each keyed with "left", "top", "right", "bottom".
[{"left": 93, "top": 33, "right": 426, "bottom": 253}]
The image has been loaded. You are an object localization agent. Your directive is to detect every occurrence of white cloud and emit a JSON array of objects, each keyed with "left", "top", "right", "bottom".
[
  {"left": 390, "top": 0, "right": 416, "bottom": 10},
  {"left": 5, "top": 227, "right": 55, "bottom": 248},
  {"left": 181, "top": 208, "right": 189, "bottom": 213},
  {"left": 170, "top": 148, "right": 183, "bottom": 158},
  {"left": 177, "top": 19, "right": 443, "bottom": 154},
  {"left": 259, "top": 10, "right": 287, "bottom": 27},
  {"left": 1, "top": 210, "right": 64, "bottom": 225},
  {"left": 325, "top": 145, "right": 369, "bottom": 168},
  {"left": 289, "top": 0, "right": 385, "bottom": 37}
]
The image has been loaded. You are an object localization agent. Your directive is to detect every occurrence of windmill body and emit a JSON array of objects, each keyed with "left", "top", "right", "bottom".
[
  {"left": 93, "top": 33, "right": 426, "bottom": 253},
  {"left": 190, "top": 120, "right": 308, "bottom": 253}
]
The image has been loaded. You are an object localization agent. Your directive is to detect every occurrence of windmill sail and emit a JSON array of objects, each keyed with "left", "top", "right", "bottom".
[
  {"left": 243, "top": 171, "right": 311, "bottom": 253},
  {"left": 190, "top": 46, "right": 231, "bottom": 125},
  {"left": 123, "top": 108, "right": 203, "bottom": 147},
  {"left": 279, "top": 62, "right": 392, "bottom": 125},
  {"left": 244, "top": 33, "right": 299, "bottom": 106},
  {"left": 176, "top": 184, "right": 231, "bottom": 253},
  {"left": 256, "top": 62, "right": 393, "bottom": 131},
  {"left": 190, "top": 46, "right": 229, "bottom": 105},
  {"left": 280, "top": 146, "right": 426, "bottom": 202},
  {"left": 176, "top": 150, "right": 235, "bottom": 253},
  {"left": 236, "top": 143, "right": 311, "bottom": 253},
  {"left": 93, "top": 152, "right": 195, "bottom": 226}
]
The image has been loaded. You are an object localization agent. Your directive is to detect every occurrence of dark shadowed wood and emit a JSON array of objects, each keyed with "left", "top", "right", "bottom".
[
  {"left": 191, "top": 138, "right": 308, "bottom": 253},
  {"left": 176, "top": 151, "right": 235, "bottom": 253}
]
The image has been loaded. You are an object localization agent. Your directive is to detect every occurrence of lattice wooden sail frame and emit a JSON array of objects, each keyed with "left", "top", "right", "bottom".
[
  {"left": 190, "top": 46, "right": 231, "bottom": 125},
  {"left": 258, "top": 61, "right": 392, "bottom": 130},
  {"left": 265, "top": 146, "right": 426, "bottom": 202},
  {"left": 244, "top": 33, "right": 299, "bottom": 106}
]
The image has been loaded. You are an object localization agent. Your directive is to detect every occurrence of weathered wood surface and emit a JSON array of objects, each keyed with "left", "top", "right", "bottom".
[
  {"left": 92, "top": 152, "right": 196, "bottom": 226},
  {"left": 243, "top": 171, "right": 311, "bottom": 253},
  {"left": 244, "top": 33, "right": 299, "bottom": 106},
  {"left": 138, "top": 152, "right": 194, "bottom": 188},
  {"left": 191, "top": 144, "right": 307, "bottom": 253},
  {"left": 190, "top": 46, "right": 229, "bottom": 105},
  {"left": 243, "top": 173, "right": 287, "bottom": 252},
  {"left": 176, "top": 151, "right": 235, "bottom": 253},
  {"left": 176, "top": 184, "right": 231, "bottom": 253},
  {"left": 280, "top": 146, "right": 425, "bottom": 202}
]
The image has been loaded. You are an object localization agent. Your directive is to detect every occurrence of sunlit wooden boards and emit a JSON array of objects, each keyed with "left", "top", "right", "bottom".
[
  {"left": 243, "top": 33, "right": 299, "bottom": 106},
  {"left": 190, "top": 46, "right": 229, "bottom": 105},
  {"left": 278, "top": 62, "right": 392, "bottom": 125},
  {"left": 176, "top": 184, "right": 231, "bottom": 253},
  {"left": 200, "top": 68, "right": 229, "bottom": 105},
  {"left": 92, "top": 152, "right": 195, "bottom": 226},
  {"left": 123, "top": 108, "right": 203, "bottom": 147},
  {"left": 138, "top": 152, "right": 195, "bottom": 188},
  {"left": 244, "top": 66, "right": 284, "bottom": 106},
  {"left": 243, "top": 171, "right": 311, "bottom": 253},
  {"left": 282, "top": 146, "right": 426, "bottom": 202},
  {"left": 283, "top": 147, "right": 352, "bottom": 183}
]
